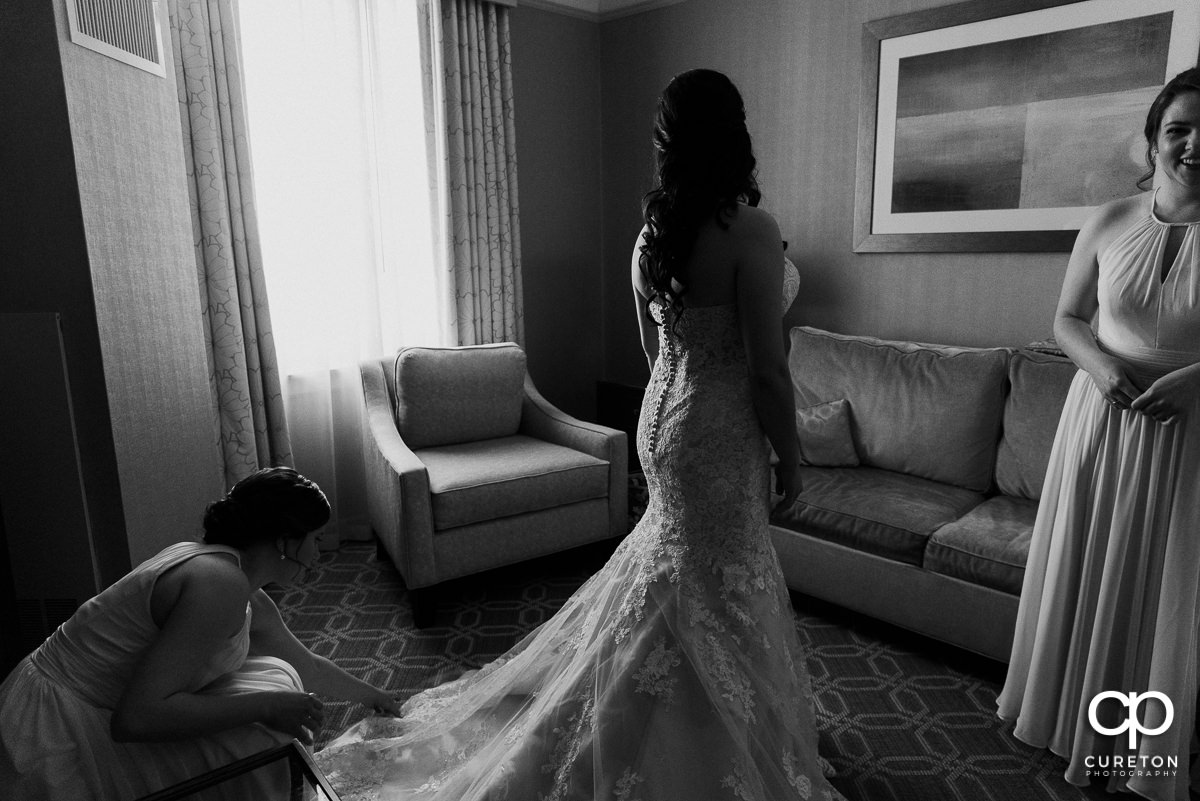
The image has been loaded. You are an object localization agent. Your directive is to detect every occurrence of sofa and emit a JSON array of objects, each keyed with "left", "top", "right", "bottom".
[{"left": 769, "top": 326, "right": 1078, "bottom": 663}]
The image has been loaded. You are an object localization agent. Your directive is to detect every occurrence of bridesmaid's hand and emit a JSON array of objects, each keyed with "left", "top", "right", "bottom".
[
  {"left": 1130, "top": 366, "right": 1200, "bottom": 424},
  {"left": 1087, "top": 355, "right": 1144, "bottom": 411},
  {"left": 366, "top": 688, "right": 403, "bottom": 717},
  {"left": 262, "top": 691, "right": 324, "bottom": 744}
]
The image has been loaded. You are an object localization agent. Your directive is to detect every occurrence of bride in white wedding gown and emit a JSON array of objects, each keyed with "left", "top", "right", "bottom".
[{"left": 316, "top": 68, "right": 843, "bottom": 801}]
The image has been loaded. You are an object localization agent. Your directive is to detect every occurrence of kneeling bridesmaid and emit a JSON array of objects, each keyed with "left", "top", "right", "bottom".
[{"left": 0, "top": 467, "right": 399, "bottom": 800}]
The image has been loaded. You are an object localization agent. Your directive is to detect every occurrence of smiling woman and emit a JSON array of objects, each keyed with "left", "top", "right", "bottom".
[
  {"left": 998, "top": 66, "right": 1200, "bottom": 801},
  {"left": 1150, "top": 93, "right": 1200, "bottom": 197}
]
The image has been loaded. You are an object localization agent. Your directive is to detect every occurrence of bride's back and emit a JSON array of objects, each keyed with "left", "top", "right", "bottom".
[{"left": 658, "top": 203, "right": 780, "bottom": 310}]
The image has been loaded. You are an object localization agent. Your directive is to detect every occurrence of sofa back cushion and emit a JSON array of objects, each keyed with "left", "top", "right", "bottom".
[
  {"left": 393, "top": 343, "right": 526, "bottom": 449},
  {"left": 787, "top": 326, "right": 1008, "bottom": 492},
  {"left": 994, "top": 350, "right": 1077, "bottom": 499}
]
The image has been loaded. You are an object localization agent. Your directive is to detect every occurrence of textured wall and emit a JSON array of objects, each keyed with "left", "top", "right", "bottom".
[
  {"left": 0, "top": 0, "right": 131, "bottom": 586},
  {"left": 511, "top": 6, "right": 605, "bottom": 419},
  {"left": 55, "top": 4, "right": 224, "bottom": 563},
  {"left": 599, "top": 0, "right": 1071, "bottom": 387}
]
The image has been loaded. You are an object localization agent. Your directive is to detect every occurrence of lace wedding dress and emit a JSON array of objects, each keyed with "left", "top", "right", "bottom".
[{"left": 317, "top": 259, "right": 841, "bottom": 801}]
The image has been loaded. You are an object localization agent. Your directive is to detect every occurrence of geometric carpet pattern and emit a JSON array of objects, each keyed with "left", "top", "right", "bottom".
[
  {"left": 797, "top": 609, "right": 1109, "bottom": 801},
  {"left": 268, "top": 486, "right": 1112, "bottom": 800}
]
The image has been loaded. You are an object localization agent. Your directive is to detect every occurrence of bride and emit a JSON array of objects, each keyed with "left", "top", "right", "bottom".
[{"left": 316, "top": 68, "right": 843, "bottom": 801}]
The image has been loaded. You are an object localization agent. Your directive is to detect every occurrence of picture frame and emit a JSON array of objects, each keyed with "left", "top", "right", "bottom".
[{"left": 853, "top": 0, "right": 1200, "bottom": 253}]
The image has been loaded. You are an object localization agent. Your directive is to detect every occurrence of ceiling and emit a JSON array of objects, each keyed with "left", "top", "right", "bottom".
[{"left": 518, "top": 0, "right": 686, "bottom": 22}]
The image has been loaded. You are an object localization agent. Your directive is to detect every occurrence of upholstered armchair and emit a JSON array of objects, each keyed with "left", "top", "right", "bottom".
[{"left": 359, "top": 343, "right": 627, "bottom": 626}]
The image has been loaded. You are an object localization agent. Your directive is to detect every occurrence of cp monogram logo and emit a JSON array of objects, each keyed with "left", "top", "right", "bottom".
[{"left": 1088, "top": 691, "right": 1174, "bottom": 749}]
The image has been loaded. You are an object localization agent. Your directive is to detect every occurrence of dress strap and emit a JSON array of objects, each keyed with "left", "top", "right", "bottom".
[
  {"left": 1149, "top": 188, "right": 1200, "bottom": 227},
  {"left": 147, "top": 541, "right": 240, "bottom": 569}
]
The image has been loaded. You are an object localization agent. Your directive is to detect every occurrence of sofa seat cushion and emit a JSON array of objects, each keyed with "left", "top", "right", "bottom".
[
  {"left": 771, "top": 466, "right": 985, "bottom": 565},
  {"left": 418, "top": 435, "right": 609, "bottom": 530},
  {"left": 925, "top": 495, "right": 1037, "bottom": 595}
]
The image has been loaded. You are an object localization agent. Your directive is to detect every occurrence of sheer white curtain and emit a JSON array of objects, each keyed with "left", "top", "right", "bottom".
[{"left": 237, "top": 0, "right": 445, "bottom": 543}]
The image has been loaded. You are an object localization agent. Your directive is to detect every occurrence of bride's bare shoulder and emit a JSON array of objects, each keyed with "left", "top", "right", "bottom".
[{"left": 720, "top": 204, "right": 780, "bottom": 244}]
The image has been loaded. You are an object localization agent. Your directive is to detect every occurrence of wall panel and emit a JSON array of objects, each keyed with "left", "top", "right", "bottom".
[{"left": 511, "top": 6, "right": 605, "bottom": 419}]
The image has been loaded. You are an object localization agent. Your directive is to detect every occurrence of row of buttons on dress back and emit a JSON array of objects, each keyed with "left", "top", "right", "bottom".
[{"left": 646, "top": 325, "right": 678, "bottom": 455}]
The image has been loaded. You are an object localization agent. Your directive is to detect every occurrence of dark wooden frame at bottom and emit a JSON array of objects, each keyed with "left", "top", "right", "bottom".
[{"left": 134, "top": 739, "right": 341, "bottom": 801}]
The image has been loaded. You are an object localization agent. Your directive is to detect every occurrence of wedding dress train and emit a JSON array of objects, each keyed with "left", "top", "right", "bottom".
[{"left": 317, "top": 260, "right": 841, "bottom": 801}]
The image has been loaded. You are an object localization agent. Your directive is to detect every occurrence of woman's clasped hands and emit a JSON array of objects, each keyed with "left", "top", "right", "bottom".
[
  {"left": 1090, "top": 356, "right": 1198, "bottom": 424},
  {"left": 1130, "top": 367, "right": 1200, "bottom": 423}
]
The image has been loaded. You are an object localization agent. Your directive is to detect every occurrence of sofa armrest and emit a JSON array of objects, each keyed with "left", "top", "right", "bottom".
[
  {"left": 520, "top": 375, "right": 628, "bottom": 538},
  {"left": 359, "top": 358, "right": 438, "bottom": 587}
]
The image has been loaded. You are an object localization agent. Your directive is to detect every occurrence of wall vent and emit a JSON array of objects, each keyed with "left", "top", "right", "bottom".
[{"left": 65, "top": 0, "right": 166, "bottom": 77}]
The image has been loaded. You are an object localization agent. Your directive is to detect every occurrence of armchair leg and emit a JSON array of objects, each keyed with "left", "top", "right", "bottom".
[
  {"left": 374, "top": 536, "right": 387, "bottom": 562},
  {"left": 410, "top": 587, "right": 438, "bottom": 629}
]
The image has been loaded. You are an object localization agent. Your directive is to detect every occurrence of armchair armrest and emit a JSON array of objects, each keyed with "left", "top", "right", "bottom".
[
  {"left": 359, "top": 358, "right": 438, "bottom": 587},
  {"left": 520, "top": 375, "right": 628, "bottom": 537}
]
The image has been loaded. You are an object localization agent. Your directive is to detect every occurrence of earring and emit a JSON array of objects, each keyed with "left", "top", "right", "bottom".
[{"left": 279, "top": 551, "right": 286, "bottom": 561}]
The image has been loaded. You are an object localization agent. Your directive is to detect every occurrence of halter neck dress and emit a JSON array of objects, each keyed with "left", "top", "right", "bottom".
[
  {"left": 998, "top": 191, "right": 1200, "bottom": 801},
  {"left": 0, "top": 542, "right": 305, "bottom": 800}
]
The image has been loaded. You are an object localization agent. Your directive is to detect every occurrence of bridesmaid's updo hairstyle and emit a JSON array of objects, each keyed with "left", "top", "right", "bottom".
[
  {"left": 203, "top": 467, "right": 330, "bottom": 548},
  {"left": 640, "top": 69, "right": 761, "bottom": 326},
  {"left": 1137, "top": 66, "right": 1200, "bottom": 189}
]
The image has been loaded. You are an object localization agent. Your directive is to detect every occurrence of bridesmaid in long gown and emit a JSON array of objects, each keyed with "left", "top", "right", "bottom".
[
  {"left": 0, "top": 467, "right": 398, "bottom": 800},
  {"left": 315, "top": 69, "right": 844, "bottom": 801},
  {"left": 997, "top": 67, "right": 1200, "bottom": 801}
]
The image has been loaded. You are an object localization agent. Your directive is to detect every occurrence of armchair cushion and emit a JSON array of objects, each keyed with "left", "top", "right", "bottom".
[
  {"left": 418, "top": 435, "right": 610, "bottom": 530},
  {"left": 394, "top": 344, "right": 526, "bottom": 449}
]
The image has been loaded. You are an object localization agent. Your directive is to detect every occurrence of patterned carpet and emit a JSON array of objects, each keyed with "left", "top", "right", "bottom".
[{"left": 268, "top": 479, "right": 1111, "bottom": 801}]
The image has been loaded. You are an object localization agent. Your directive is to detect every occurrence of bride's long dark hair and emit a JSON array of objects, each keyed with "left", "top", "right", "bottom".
[{"left": 639, "top": 69, "right": 761, "bottom": 325}]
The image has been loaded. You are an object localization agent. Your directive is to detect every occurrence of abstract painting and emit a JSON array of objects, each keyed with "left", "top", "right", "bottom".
[{"left": 853, "top": 0, "right": 1200, "bottom": 252}]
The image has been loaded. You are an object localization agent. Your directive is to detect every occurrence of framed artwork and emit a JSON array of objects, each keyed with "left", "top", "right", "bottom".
[{"left": 853, "top": 0, "right": 1200, "bottom": 253}]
